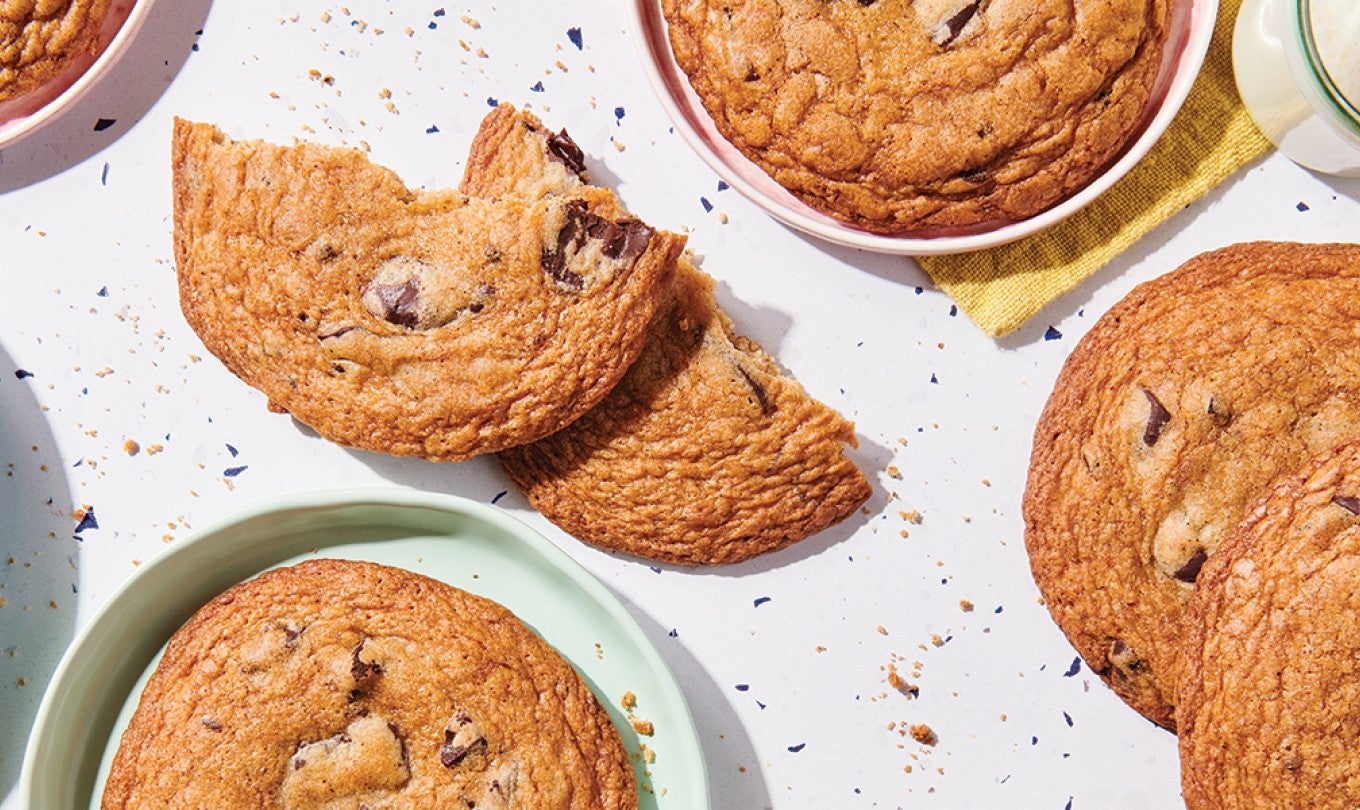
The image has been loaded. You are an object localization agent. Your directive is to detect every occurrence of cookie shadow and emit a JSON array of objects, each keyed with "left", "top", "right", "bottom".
[
  {"left": 601, "top": 587, "right": 772, "bottom": 810},
  {"left": 0, "top": 0, "right": 213, "bottom": 193},
  {"left": 0, "top": 342, "right": 78, "bottom": 802}
]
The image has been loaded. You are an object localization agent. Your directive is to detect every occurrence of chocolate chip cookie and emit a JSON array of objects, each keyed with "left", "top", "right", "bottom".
[
  {"left": 1023, "top": 242, "right": 1360, "bottom": 729},
  {"left": 1178, "top": 439, "right": 1360, "bottom": 809},
  {"left": 172, "top": 119, "right": 683, "bottom": 461},
  {"left": 463, "top": 105, "right": 871, "bottom": 564},
  {"left": 662, "top": 0, "right": 1169, "bottom": 232},
  {"left": 102, "top": 559, "right": 636, "bottom": 808},
  {"left": 1, "top": 0, "right": 111, "bottom": 105}
]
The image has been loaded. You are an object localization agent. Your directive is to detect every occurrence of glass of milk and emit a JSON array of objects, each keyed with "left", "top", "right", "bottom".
[{"left": 1234, "top": 0, "right": 1360, "bottom": 175}]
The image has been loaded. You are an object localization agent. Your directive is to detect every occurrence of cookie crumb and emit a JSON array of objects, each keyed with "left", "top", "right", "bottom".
[
  {"left": 123, "top": 439, "right": 140, "bottom": 456},
  {"left": 909, "top": 724, "right": 937, "bottom": 746}
]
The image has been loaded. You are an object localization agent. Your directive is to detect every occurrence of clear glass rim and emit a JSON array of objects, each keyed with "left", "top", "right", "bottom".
[{"left": 1295, "top": 0, "right": 1360, "bottom": 136}]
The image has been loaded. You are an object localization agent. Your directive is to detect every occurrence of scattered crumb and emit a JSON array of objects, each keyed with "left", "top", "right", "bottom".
[
  {"left": 959, "top": 599, "right": 974, "bottom": 612},
  {"left": 621, "top": 691, "right": 636, "bottom": 710},
  {"left": 630, "top": 717, "right": 655, "bottom": 736},
  {"left": 886, "top": 465, "right": 902, "bottom": 479},
  {"left": 123, "top": 439, "right": 140, "bottom": 456},
  {"left": 910, "top": 724, "right": 937, "bottom": 746}
]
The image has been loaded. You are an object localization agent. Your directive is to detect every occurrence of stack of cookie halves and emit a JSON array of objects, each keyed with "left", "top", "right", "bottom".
[
  {"left": 172, "top": 106, "right": 871, "bottom": 566},
  {"left": 1022, "top": 242, "right": 1360, "bottom": 808}
]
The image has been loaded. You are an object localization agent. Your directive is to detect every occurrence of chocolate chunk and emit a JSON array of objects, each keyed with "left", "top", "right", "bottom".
[
  {"left": 1172, "top": 549, "right": 1208, "bottom": 583},
  {"left": 744, "top": 67, "right": 760, "bottom": 82},
  {"left": 368, "top": 278, "right": 422, "bottom": 328},
  {"left": 439, "top": 712, "right": 487, "bottom": 768},
  {"left": 931, "top": 0, "right": 984, "bottom": 47},
  {"left": 202, "top": 717, "right": 223, "bottom": 732},
  {"left": 546, "top": 128, "right": 587, "bottom": 178},
  {"left": 737, "top": 366, "right": 771, "bottom": 414},
  {"left": 1334, "top": 495, "right": 1360, "bottom": 515},
  {"left": 957, "top": 166, "right": 990, "bottom": 183},
  {"left": 351, "top": 639, "right": 382, "bottom": 683},
  {"left": 541, "top": 200, "right": 654, "bottom": 290},
  {"left": 1207, "top": 396, "right": 1233, "bottom": 428},
  {"left": 1142, "top": 388, "right": 1171, "bottom": 446}
]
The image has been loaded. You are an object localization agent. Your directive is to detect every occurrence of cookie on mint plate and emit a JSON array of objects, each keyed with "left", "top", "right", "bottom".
[{"left": 102, "top": 559, "right": 637, "bottom": 809}]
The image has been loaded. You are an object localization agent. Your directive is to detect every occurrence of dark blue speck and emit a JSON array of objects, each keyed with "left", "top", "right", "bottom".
[
  {"left": 428, "top": 21, "right": 438, "bottom": 29},
  {"left": 915, "top": 286, "right": 924, "bottom": 295},
  {"left": 717, "top": 180, "right": 729, "bottom": 191},
  {"left": 649, "top": 566, "right": 662, "bottom": 574},
  {"left": 1063, "top": 711, "right": 1073, "bottom": 727},
  {"left": 75, "top": 507, "right": 99, "bottom": 533},
  {"left": 1063, "top": 657, "right": 1081, "bottom": 677},
  {"left": 929, "top": 373, "right": 938, "bottom": 384},
  {"left": 14, "top": 369, "right": 33, "bottom": 379},
  {"left": 614, "top": 106, "right": 625, "bottom": 123},
  {"left": 949, "top": 304, "right": 958, "bottom": 317},
  {"left": 93, "top": 118, "right": 116, "bottom": 132},
  {"left": 426, "top": 124, "right": 440, "bottom": 134},
  {"left": 1044, "top": 326, "right": 1062, "bottom": 341},
  {"left": 226, "top": 443, "right": 239, "bottom": 457},
  {"left": 1297, "top": 201, "right": 1310, "bottom": 212},
  {"left": 223, "top": 465, "right": 248, "bottom": 477},
  {"left": 491, "top": 490, "right": 507, "bottom": 504},
  {"left": 700, "top": 197, "right": 712, "bottom": 212},
  {"left": 567, "top": 27, "right": 583, "bottom": 49},
  {"left": 787, "top": 743, "right": 806, "bottom": 753},
  {"left": 530, "top": 81, "right": 544, "bottom": 92},
  {"left": 97, "top": 286, "right": 108, "bottom": 297},
  {"left": 994, "top": 605, "right": 1003, "bottom": 613},
  {"left": 101, "top": 163, "right": 109, "bottom": 185},
  {"left": 668, "top": 628, "right": 678, "bottom": 637},
  {"left": 487, "top": 97, "right": 499, "bottom": 107},
  {"left": 753, "top": 596, "right": 771, "bottom": 607},
  {"left": 433, "top": 8, "right": 446, "bottom": 16},
  {"left": 735, "top": 684, "right": 750, "bottom": 691}
]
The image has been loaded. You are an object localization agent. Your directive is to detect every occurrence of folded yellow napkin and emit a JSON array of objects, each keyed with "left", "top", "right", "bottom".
[{"left": 916, "top": 0, "right": 1271, "bottom": 338}]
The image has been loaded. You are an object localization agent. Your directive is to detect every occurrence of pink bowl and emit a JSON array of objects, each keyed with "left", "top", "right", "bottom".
[
  {"left": 0, "top": 0, "right": 155, "bottom": 149},
  {"left": 630, "top": 0, "right": 1219, "bottom": 256}
]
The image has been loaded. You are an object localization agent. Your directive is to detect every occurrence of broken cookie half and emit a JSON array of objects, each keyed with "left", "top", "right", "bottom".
[
  {"left": 465, "top": 105, "right": 871, "bottom": 565},
  {"left": 171, "top": 118, "right": 684, "bottom": 461}
]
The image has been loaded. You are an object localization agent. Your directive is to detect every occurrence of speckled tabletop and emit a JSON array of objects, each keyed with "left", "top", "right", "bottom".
[{"left": 3, "top": 3, "right": 1359, "bottom": 809}]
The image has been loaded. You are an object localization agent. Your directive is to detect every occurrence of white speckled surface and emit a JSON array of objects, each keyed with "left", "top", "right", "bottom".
[{"left": 2, "top": 3, "right": 1359, "bottom": 808}]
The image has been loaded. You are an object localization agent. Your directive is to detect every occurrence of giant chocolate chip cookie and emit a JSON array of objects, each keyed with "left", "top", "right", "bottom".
[
  {"left": 1024, "top": 242, "right": 1360, "bottom": 729},
  {"left": 1178, "top": 439, "right": 1360, "bottom": 809},
  {"left": 464, "top": 105, "right": 871, "bottom": 565},
  {"left": 102, "top": 559, "right": 637, "bottom": 809},
  {"left": 663, "top": 0, "right": 1170, "bottom": 232},
  {"left": 172, "top": 119, "right": 683, "bottom": 461}
]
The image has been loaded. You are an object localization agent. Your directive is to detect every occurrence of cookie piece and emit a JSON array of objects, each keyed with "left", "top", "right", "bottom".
[
  {"left": 463, "top": 105, "right": 870, "bottom": 564},
  {"left": 662, "top": 0, "right": 1168, "bottom": 232},
  {"left": 1, "top": 0, "right": 110, "bottom": 104},
  {"left": 172, "top": 119, "right": 683, "bottom": 461},
  {"left": 102, "top": 559, "right": 637, "bottom": 808},
  {"left": 1023, "top": 242, "right": 1360, "bottom": 729},
  {"left": 1178, "top": 440, "right": 1360, "bottom": 809}
]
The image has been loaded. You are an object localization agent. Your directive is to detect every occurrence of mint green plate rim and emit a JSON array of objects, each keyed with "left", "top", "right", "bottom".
[{"left": 18, "top": 488, "right": 708, "bottom": 808}]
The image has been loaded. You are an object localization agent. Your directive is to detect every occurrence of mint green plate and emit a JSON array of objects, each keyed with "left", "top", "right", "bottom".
[{"left": 19, "top": 489, "right": 707, "bottom": 808}]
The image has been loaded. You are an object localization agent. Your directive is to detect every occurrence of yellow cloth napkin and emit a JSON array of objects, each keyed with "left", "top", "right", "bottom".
[{"left": 916, "top": 0, "right": 1271, "bottom": 338}]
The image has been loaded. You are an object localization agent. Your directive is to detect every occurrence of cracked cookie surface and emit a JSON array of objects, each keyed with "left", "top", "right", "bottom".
[
  {"left": 1023, "top": 242, "right": 1360, "bottom": 729},
  {"left": 1, "top": 0, "right": 110, "bottom": 103},
  {"left": 662, "top": 0, "right": 1169, "bottom": 232},
  {"left": 465, "top": 105, "right": 871, "bottom": 565},
  {"left": 102, "top": 559, "right": 636, "bottom": 809},
  {"left": 171, "top": 118, "right": 683, "bottom": 461},
  {"left": 1178, "top": 440, "right": 1360, "bottom": 809}
]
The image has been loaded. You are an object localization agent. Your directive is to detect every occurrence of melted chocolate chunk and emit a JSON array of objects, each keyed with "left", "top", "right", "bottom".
[
  {"left": 1173, "top": 549, "right": 1208, "bottom": 583},
  {"left": 1334, "top": 495, "right": 1360, "bottom": 515},
  {"left": 369, "top": 278, "right": 422, "bottom": 327},
  {"left": 546, "top": 128, "right": 587, "bottom": 178},
  {"left": 1142, "top": 388, "right": 1171, "bottom": 446},
  {"left": 1207, "top": 396, "right": 1233, "bottom": 428},
  {"left": 932, "top": 0, "right": 984, "bottom": 47},
  {"left": 541, "top": 200, "right": 654, "bottom": 290},
  {"left": 439, "top": 713, "right": 487, "bottom": 768},
  {"left": 351, "top": 639, "right": 382, "bottom": 683},
  {"left": 737, "top": 366, "right": 771, "bottom": 414}
]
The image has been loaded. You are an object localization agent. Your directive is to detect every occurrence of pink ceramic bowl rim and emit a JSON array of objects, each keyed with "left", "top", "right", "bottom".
[
  {"left": 629, "top": 1, "right": 1220, "bottom": 256},
  {"left": 0, "top": 0, "right": 157, "bottom": 150}
]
